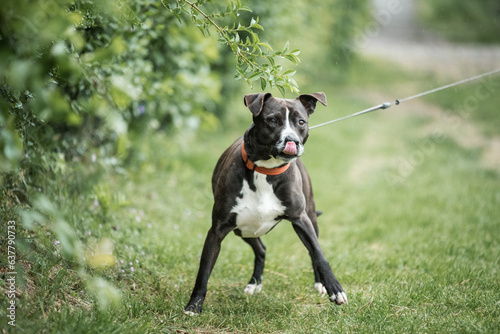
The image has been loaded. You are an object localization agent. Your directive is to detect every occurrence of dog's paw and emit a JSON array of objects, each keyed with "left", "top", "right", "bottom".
[
  {"left": 184, "top": 302, "right": 203, "bottom": 315},
  {"left": 314, "top": 282, "right": 327, "bottom": 296},
  {"left": 244, "top": 283, "right": 262, "bottom": 295},
  {"left": 184, "top": 310, "right": 197, "bottom": 316},
  {"left": 329, "top": 291, "right": 348, "bottom": 305}
]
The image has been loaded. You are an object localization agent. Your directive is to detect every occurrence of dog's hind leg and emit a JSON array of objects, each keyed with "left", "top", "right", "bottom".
[{"left": 242, "top": 237, "right": 266, "bottom": 295}]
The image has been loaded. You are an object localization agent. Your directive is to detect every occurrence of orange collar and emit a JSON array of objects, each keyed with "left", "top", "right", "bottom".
[{"left": 241, "top": 143, "right": 290, "bottom": 176}]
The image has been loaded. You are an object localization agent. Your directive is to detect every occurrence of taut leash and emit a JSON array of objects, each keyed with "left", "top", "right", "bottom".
[{"left": 309, "top": 68, "right": 500, "bottom": 130}]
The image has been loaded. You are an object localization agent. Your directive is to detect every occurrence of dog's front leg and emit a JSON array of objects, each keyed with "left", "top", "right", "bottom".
[
  {"left": 291, "top": 213, "right": 348, "bottom": 305},
  {"left": 185, "top": 223, "right": 232, "bottom": 314}
]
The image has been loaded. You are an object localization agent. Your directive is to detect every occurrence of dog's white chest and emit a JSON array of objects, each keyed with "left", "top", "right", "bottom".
[{"left": 231, "top": 173, "right": 285, "bottom": 238}]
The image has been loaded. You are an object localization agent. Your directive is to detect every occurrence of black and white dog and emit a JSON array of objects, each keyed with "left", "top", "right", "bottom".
[{"left": 185, "top": 92, "right": 347, "bottom": 314}]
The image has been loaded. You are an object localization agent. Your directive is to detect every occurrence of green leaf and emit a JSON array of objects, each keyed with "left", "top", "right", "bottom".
[
  {"left": 258, "top": 42, "right": 273, "bottom": 51},
  {"left": 230, "top": 43, "right": 239, "bottom": 54},
  {"left": 283, "top": 40, "right": 290, "bottom": 53},
  {"left": 250, "top": 17, "right": 263, "bottom": 30},
  {"left": 252, "top": 23, "right": 263, "bottom": 30},
  {"left": 260, "top": 77, "right": 267, "bottom": 90},
  {"left": 250, "top": 32, "right": 259, "bottom": 44},
  {"left": 277, "top": 85, "right": 285, "bottom": 96},
  {"left": 283, "top": 54, "right": 300, "bottom": 64},
  {"left": 247, "top": 72, "right": 262, "bottom": 81}
]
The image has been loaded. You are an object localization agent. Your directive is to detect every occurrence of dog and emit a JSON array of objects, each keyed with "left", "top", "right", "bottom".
[{"left": 184, "top": 92, "right": 347, "bottom": 314}]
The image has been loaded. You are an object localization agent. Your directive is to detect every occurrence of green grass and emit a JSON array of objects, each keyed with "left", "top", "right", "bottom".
[
  {"left": 423, "top": 75, "right": 500, "bottom": 137},
  {"left": 3, "top": 59, "right": 500, "bottom": 333}
]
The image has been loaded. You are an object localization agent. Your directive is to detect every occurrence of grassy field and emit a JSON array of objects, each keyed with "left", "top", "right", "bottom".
[{"left": 3, "top": 59, "right": 500, "bottom": 333}]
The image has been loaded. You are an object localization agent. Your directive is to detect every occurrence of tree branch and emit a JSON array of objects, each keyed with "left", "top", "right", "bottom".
[{"left": 161, "top": 0, "right": 300, "bottom": 94}]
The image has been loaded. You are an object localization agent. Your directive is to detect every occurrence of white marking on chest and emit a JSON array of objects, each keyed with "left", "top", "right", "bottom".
[{"left": 231, "top": 173, "right": 286, "bottom": 238}]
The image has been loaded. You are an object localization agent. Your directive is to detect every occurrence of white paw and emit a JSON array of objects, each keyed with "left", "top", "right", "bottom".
[
  {"left": 329, "top": 291, "right": 348, "bottom": 305},
  {"left": 314, "top": 282, "right": 327, "bottom": 296},
  {"left": 184, "top": 310, "right": 197, "bottom": 316},
  {"left": 244, "top": 283, "right": 262, "bottom": 295}
]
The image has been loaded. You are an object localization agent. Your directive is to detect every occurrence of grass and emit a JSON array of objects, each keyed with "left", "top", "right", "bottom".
[{"left": 2, "top": 58, "right": 500, "bottom": 333}]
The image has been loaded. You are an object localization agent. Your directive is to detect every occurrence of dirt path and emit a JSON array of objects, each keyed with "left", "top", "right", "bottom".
[{"left": 356, "top": 0, "right": 500, "bottom": 170}]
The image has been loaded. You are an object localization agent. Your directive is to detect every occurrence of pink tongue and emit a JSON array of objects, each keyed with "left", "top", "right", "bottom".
[{"left": 283, "top": 141, "right": 297, "bottom": 155}]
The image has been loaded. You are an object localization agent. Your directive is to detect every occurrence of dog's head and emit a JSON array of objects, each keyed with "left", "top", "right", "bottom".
[{"left": 243, "top": 92, "right": 327, "bottom": 167}]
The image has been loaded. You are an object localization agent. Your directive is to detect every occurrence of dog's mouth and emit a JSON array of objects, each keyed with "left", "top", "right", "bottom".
[
  {"left": 275, "top": 141, "right": 302, "bottom": 161},
  {"left": 282, "top": 141, "right": 298, "bottom": 156}
]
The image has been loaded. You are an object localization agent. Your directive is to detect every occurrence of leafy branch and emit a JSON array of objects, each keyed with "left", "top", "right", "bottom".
[{"left": 161, "top": 0, "right": 300, "bottom": 95}]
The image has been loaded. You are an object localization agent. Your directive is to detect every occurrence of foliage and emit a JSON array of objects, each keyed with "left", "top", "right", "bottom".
[
  {"left": 0, "top": 0, "right": 302, "bottom": 314},
  {"left": 0, "top": 0, "right": 303, "bottom": 176},
  {"left": 418, "top": 0, "right": 500, "bottom": 43},
  {"left": 163, "top": 0, "right": 301, "bottom": 94}
]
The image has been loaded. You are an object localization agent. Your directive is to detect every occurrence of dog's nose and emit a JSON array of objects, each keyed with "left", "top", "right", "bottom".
[{"left": 284, "top": 136, "right": 300, "bottom": 145}]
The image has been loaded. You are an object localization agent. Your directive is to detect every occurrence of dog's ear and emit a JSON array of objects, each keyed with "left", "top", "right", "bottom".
[
  {"left": 298, "top": 92, "right": 327, "bottom": 115},
  {"left": 244, "top": 93, "right": 273, "bottom": 117}
]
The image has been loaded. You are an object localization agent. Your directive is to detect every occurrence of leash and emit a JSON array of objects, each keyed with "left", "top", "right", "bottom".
[{"left": 309, "top": 68, "right": 500, "bottom": 130}]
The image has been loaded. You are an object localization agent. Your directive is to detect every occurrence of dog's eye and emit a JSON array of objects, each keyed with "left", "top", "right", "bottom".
[
  {"left": 267, "top": 117, "right": 278, "bottom": 125},
  {"left": 298, "top": 119, "right": 307, "bottom": 127}
]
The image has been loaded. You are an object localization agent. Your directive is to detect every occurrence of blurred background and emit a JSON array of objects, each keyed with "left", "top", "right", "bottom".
[{"left": 1, "top": 0, "right": 499, "bottom": 332}]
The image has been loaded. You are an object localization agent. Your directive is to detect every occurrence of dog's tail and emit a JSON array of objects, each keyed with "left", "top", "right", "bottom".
[{"left": 316, "top": 211, "right": 323, "bottom": 217}]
